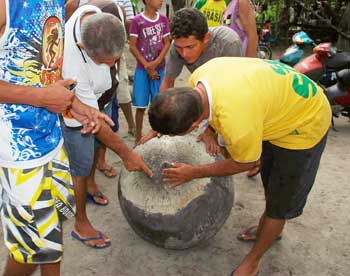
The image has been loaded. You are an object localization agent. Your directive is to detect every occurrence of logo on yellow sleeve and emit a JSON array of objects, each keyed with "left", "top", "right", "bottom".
[{"left": 264, "top": 60, "right": 318, "bottom": 98}]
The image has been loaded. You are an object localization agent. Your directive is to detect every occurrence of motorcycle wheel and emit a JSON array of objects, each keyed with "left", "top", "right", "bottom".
[{"left": 257, "top": 44, "right": 272, "bottom": 59}]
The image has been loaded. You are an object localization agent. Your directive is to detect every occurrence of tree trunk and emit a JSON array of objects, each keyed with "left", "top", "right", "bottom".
[{"left": 337, "top": 2, "right": 350, "bottom": 51}]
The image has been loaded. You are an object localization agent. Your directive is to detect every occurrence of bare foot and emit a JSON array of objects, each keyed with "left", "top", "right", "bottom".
[
  {"left": 128, "top": 128, "right": 136, "bottom": 137},
  {"left": 232, "top": 265, "right": 259, "bottom": 276},
  {"left": 232, "top": 257, "right": 259, "bottom": 276}
]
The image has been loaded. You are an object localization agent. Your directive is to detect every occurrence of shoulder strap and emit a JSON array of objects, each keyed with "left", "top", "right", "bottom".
[
  {"left": 116, "top": 5, "right": 125, "bottom": 25},
  {"left": 73, "top": 17, "right": 87, "bottom": 63},
  {"left": 195, "top": 0, "right": 207, "bottom": 10}
]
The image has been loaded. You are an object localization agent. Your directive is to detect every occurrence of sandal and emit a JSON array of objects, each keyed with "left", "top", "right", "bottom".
[
  {"left": 87, "top": 191, "right": 109, "bottom": 206},
  {"left": 237, "top": 226, "right": 259, "bottom": 242},
  {"left": 71, "top": 230, "right": 111, "bottom": 249},
  {"left": 237, "top": 226, "right": 282, "bottom": 242},
  {"left": 97, "top": 165, "right": 117, "bottom": 178}
]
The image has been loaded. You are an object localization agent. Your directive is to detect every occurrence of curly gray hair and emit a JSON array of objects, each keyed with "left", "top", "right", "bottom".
[{"left": 81, "top": 12, "right": 126, "bottom": 58}]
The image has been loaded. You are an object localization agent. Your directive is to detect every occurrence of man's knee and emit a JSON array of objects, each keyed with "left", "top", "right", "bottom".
[{"left": 3, "top": 256, "right": 37, "bottom": 276}]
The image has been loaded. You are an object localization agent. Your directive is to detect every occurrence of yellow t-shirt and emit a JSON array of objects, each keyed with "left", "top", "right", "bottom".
[
  {"left": 196, "top": 0, "right": 227, "bottom": 27},
  {"left": 189, "top": 57, "right": 332, "bottom": 163}
]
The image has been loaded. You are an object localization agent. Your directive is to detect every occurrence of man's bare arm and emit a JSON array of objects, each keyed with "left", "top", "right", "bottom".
[
  {"left": 151, "top": 36, "right": 171, "bottom": 69},
  {"left": 0, "top": 79, "right": 75, "bottom": 113},
  {"left": 159, "top": 75, "right": 175, "bottom": 92},
  {"left": 129, "top": 36, "right": 149, "bottom": 68},
  {"left": 65, "top": 0, "right": 78, "bottom": 22},
  {"left": 163, "top": 158, "right": 258, "bottom": 187},
  {"left": 95, "top": 121, "right": 153, "bottom": 177},
  {"left": 238, "top": 0, "right": 258, "bottom": 57},
  {"left": 0, "top": 0, "right": 6, "bottom": 38}
]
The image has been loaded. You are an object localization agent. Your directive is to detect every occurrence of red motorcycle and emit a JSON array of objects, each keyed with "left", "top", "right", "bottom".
[{"left": 294, "top": 43, "right": 350, "bottom": 87}]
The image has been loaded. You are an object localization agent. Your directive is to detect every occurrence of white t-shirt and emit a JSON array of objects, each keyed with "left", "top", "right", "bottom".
[{"left": 62, "top": 5, "right": 112, "bottom": 110}]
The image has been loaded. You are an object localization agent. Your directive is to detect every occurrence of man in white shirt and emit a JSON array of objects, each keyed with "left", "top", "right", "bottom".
[{"left": 62, "top": 5, "right": 152, "bottom": 249}]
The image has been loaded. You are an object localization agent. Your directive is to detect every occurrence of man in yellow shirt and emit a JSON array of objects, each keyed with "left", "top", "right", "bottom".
[
  {"left": 148, "top": 57, "right": 331, "bottom": 276},
  {"left": 195, "top": 0, "right": 229, "bottom": 27}
]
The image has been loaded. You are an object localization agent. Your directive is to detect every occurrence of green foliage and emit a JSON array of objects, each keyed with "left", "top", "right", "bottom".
[{"left": 254, "top": 0, "right": 348, "bottom": 25}]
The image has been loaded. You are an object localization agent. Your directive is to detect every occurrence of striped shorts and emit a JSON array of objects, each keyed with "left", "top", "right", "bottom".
[{"left": 0, "top": 147, "right": 75, "bottom": 264}]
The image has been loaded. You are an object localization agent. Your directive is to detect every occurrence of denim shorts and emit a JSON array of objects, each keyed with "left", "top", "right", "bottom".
[
  {"left": 61, "top": 118, "right": 94, "bottom": 177},
  {"left": 260, "top": 133, "right": 327, "bottom": 220}
]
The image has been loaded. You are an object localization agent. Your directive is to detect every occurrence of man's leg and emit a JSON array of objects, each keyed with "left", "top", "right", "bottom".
[
  {"left": 3, "top": 257, "right": 37, "bottom": 276},
  {"left": 234, "top": 135, "right": 328, "bottom": 275},
  {"left": 72, "top": 176, "right": 110, "bottom": 247},
  {"left": 95, "top": 144, "right": 117, "bottom": 178},
  {"left": 40, "top": 262, "right": 60, "bottom": 276},
  {"left": 86, "top": 147, "right": 109, "bottom": 205},
  {"left": 120, "top": 102, "right": 136, "bottom": 135},
  {"left": 117, "top": 54, "right": 135, "bottom": 135},
  {"left": 132, "top": 68, "right": 150, "bottom": 146},
  {"left": 234, "top": 214, "right": 285, "bottom": 276},
  {"left": 95, "top": 102, "right": 117, "bottom": 178},
  {"left": 135, "top": 108, "right": 146, "bottom": 145}
]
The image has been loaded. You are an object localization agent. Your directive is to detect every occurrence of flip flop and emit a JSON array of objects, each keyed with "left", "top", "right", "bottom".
[
  {"left": 97, "top": 166, "right": 117, "bottom": 178},
  {"left": 87, "top": 191, "right": 109, "bottom": 206},
  {"left": 71, "top": 230, "right": 111, "bottom": 249},
  {"left": 237, "top": 226, "right": 282, "bottom": 242},
  {"left": 237, "top": 226, "right": 259, "bottom": 242}
]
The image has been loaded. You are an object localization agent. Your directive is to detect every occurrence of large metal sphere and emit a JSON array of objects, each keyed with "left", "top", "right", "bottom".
[{"left": 118, "top": 135, "right": 234, "bottom": 249}]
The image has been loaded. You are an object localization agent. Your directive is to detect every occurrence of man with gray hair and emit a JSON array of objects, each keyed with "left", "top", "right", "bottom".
[{"left": 62, "top": 4, "right": 152, "bottom": 249}]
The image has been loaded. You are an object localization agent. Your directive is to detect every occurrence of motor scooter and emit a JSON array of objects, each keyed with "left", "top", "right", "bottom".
[
  {"left": 294, "top": 43, "right": 350, "bottom": 87},
  {"left": 257, "top": 31, "right": 313, "bottom": 61},
  {"left": 279, "top": 31, "right": 315, "bottom": 66}
]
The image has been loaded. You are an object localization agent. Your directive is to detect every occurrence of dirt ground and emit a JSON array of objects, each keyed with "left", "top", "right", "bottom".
[{"left": 1, "top": 48, "right": 350, "bottom": 276}]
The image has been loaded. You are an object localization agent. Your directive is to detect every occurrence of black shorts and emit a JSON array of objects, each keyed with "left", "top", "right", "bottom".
[{"left": 260, "top": 134, "right": 327, "bottom": 220}]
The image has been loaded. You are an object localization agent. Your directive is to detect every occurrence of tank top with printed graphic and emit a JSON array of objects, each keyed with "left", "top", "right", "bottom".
[{"left": 0, "top": 0, "right": 65, "bottom": 168}]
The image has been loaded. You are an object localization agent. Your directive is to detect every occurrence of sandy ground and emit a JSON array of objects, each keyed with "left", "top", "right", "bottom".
[{"left": 1, "top": 48, "right": 350, "bottom": 276}]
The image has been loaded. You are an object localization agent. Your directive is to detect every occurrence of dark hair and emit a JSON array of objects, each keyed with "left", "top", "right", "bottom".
[
  {"left": 170, "top": 8, "right": 208, "bottom": 40},
  {"left": 148, "top": 87, "right": 203, "bottom": 135}
]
